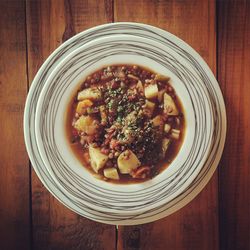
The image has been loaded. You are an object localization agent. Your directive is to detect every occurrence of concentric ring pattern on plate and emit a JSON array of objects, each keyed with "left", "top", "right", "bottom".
[
  {"left": 24, "top": 22, "right": 226, "bottom": 225},
  {"left": 35, "top": 34, "right": 214, "bottom": 215}
]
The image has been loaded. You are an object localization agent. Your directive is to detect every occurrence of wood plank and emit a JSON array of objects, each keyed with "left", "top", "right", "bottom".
[
  {"left": 114, "top": 1, "right": 218, "bottom": 249},
  {"left": 0, "top": 0, "right": 30, "bottom": 249},
  {"left": 26, "top": 0, "right": 115, "bottom": 249},
  {"left": 218, "top": 0, "right": 250, "bottom": 249}
]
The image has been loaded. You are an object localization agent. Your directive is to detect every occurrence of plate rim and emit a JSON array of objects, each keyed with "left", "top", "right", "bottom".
[
  {"left": 23, "top": 22, "right": 227, "bottom": 225},
  {"left": 34, "top": 33, "right": 215, "bottom": 214}
]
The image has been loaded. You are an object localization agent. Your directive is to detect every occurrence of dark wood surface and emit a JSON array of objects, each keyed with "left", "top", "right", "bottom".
[
  {"left": 218, "top": 1, "right": 250, "bottom": 249},
  {"left": 0, "top": 0, "right": 249, "bottom": 249},
  {"left": 0, "top": 1, "right": 30, "bottom": 249}
]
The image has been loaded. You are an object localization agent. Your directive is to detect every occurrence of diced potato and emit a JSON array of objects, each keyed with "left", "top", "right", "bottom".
[
  {"left": 155, "top": 74, "right": 170, "bottom": 81},
  {"left": 136, "top": 80, "right": 144, "bottom": 92},
  {"left": 89, "top": 145, "right": 109, "bottom": 173},
  {"left": 93, "top": 173, "right": 105, "bottom": 180},
  {"left": 143, "top": 100, "right": 155, "bottom": 117},
  {"left": 74, "top": 115, "right": 99, "bottom": 135},
  {"left": 170, "top": 129, "right": 180, "bottom": 140},
  {"left": 152, "top": 115, "right": 164, "bottom": 128},
  {"left": 144, "top": 84, "right": 158, "bottom": 99},
  {"left": 164, "top": 124, "right": 171, "bottom": 133},
  {"left": 158, "top": 89, "right": 166, "bottom": 102},
  {"left": 74, "top": 116, "right": 86, "bottom": 131},
  {"left": 127, "top": 74, "right": 139, "bottom": 80},
  {"left": 163, "top": 93, "right": 179, "bottom": 116},
  {"left": 76, "top": 99, "right": 93, "bottom": 115},
  {"left": 117, "top": 150, "right": 141, "bottom": 174},
  {"left": 145, "top": 100, "right": 155, "bottom": 109},
  {"left": 77, "top": 88, "right": 101, "bottom": 101},
  {"left": 162, "top": 138, "right": 171, "bottom": 155},
  {"left": 103, "top": 168, "right": 120, "bottom": 180}
]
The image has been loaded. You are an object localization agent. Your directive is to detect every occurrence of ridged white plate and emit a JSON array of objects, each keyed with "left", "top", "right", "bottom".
[{"left": 24, "top": 23, "right": 226, "bottom": 225}]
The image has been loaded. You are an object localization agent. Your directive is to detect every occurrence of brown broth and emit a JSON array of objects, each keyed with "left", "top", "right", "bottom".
[{"left": 66, "top": 64, "right": 186, "bottom": 184}]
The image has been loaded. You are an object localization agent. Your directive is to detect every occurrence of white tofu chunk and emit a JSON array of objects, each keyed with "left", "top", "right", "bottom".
[
  {"left": 89, "top": 146, "right": 109, "bottom": 173},
  {"left": 117, "top": 150, "right": 141, "bottom": 174}
]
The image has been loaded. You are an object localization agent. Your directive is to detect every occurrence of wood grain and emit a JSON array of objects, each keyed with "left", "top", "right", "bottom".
[
  {"left": 0, "top": 0, "right": 30, "bottom": 249},
  {"left": 218, "top": 0, "right": 250, "bottom": 249},
  {"left": 26, "top": 0, "right": 115, "bottom": 249},
  {"left": 1, "top": 0, "right": 248, "bottom": 248},
  {"left": 114, "top": 1, "right": 219, "bottom": 249}
]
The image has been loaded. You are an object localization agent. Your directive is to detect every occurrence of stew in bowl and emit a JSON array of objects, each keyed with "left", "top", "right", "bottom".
[{"left": 67, "top": 64, "right": 185, "bottom": 183}]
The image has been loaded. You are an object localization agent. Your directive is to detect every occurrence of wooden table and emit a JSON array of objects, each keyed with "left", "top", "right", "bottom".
[{"left": 0, "top": 0, "right": 249, "bottom": 249}]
